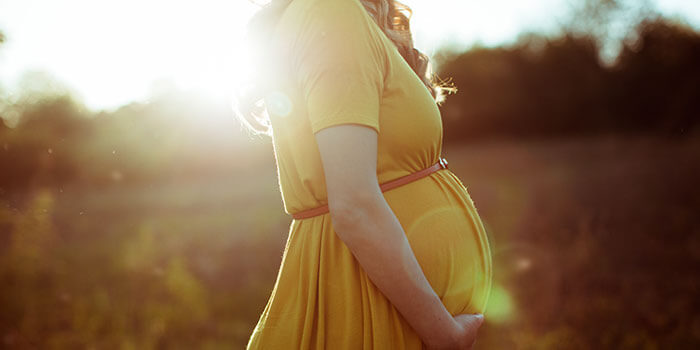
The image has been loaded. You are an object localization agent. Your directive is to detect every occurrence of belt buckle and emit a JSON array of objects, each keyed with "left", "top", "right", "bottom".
[{"left": 438, "top": 157, "right": 449, "bottom": 169}]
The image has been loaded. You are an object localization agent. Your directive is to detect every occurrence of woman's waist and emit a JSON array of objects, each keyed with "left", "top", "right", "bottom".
[
  {"left": 381, "top": 169, "right": 473, "bottom": 213},
  {"left": 285, "top": 166, "right": 471, "bottom": 219}
]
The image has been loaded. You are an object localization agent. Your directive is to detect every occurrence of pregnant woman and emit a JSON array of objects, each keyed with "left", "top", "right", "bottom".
[{"left": 237, "top": 0, "right": 493, "bottom": 348}]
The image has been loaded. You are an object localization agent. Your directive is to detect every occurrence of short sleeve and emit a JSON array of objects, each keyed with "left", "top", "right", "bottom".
[{"left": 290, "top": 0, "right": 387, "bottom": 135}]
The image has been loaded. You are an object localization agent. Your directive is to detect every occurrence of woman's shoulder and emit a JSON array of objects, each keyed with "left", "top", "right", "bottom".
[
  {"left": 276, "top": 0, "right": 382, "bottom": 44},
  {"left": 282, "top": 0, "right": 367, "bottom": 21},
  {"left": 273, "top": 0, "right": 390, "bottom": 76}
]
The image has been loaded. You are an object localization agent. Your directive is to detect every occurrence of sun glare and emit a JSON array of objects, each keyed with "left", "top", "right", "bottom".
[
  {"left": 95, "top": 0, "right": 259, "bottom": 109},
  {"left": 0, "top": 0, "right": 260, "bottom": 112}
]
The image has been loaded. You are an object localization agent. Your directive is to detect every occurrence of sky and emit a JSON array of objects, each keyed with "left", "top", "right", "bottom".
[{"left": 1, "top": 0, "right": 699, "bottom": 112}]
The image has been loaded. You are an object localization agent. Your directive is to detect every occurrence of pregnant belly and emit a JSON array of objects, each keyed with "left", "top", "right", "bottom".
[{"left": 382, "top": 170, "right": 493, "bottom": 315}]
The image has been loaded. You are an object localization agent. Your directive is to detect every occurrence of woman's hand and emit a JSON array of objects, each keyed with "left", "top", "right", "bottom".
[{"left": 423, "top": 314, "right": 485, "bottom": 350}]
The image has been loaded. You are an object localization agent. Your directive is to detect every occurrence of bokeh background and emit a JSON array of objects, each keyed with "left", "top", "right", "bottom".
[{"left": 1, "top": 0, "right": 699, "bottom": 348}]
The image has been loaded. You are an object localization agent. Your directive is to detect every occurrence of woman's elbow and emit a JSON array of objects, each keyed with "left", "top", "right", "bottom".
[{"left": 327, "top": 190, "right": 379, "bottom": 237}]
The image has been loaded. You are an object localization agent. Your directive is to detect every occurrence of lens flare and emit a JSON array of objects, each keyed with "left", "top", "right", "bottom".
[
  {"left": 264, "top": 91, "right": 293, "bottom": 118},
  {"left": 485, "top": 283, "right": 515, "bottom": 323}
]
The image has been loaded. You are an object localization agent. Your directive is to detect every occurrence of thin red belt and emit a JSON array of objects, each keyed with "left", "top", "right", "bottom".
[{"left": 291, "top": 157, "right": 449, "bottom": 220}]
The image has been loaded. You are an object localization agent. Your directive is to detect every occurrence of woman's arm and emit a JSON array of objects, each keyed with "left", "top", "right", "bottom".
[{"left": 315, "top": 124, "right": 479, "bottom": 349}]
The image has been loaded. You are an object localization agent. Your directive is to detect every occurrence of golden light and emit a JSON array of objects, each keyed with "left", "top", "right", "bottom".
[{"left": 0, "top": 0, "right": 260, "bottom": 111}]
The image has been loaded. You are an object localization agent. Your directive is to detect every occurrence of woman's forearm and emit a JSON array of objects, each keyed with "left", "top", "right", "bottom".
[{"left": 330, "top": 192, "right": 458, "bottom": 348}]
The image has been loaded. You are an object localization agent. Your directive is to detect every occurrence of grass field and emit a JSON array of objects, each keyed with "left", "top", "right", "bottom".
[
  {"left": 447, "top": 135, "right": 700, "bottom": 348},
  {"left": 1, "top": 134, "right": 698, "bottom": 349}
]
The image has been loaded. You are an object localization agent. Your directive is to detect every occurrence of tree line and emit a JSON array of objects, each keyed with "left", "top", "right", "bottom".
[{"left": 436, "top": 17, "right": 700, "bottom": 142}]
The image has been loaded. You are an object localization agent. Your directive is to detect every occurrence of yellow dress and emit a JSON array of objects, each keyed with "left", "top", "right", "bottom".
[{"left": 246, "top": 0, "right": 493, "bottom": 348}]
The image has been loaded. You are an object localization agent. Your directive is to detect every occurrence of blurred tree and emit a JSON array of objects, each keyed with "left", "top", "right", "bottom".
[
  {"left": 438, "top": 33, "right": 608, "bottom": 141},
  {"left": 559, "top": 0, "right": 655, "bottom": 64},
  {"left": 437, "top": 13, "right": 700, "bottom": 142},
  {"left": 0, "top": 92, "right": 90, "bottom": 192},
  {"left": 1, "top": 31, "right": 10, "bottom": 129},
  {"left": 610, "top": 17, "right": 700, "bottom": 135},
  {"left": 14, "top": 70, "right": 80, "bottom": 105}
]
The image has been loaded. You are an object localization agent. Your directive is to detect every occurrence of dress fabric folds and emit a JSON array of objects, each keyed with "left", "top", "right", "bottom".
[{"left": 246, "top": 0, "right": 493, "bottom": 348}]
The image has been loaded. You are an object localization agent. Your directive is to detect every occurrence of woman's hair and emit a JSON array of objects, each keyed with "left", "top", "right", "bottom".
[{"left": 235, "top": 0, "right": 455, "bottom": 136}]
